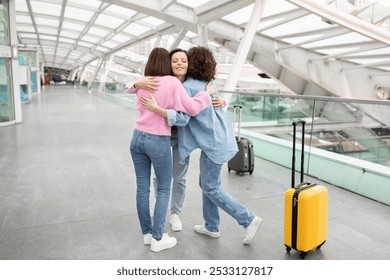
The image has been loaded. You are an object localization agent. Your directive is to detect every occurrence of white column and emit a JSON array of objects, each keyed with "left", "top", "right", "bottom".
[
  {"left": 88, "top": 59, "right": 104, "bottom": 93},
  {"left": 36, "top": 51, "right": 41, "bottom": 94},
  {"left": 9, "top": 0, "right": 22, "bottom": 123},
  {"left": 98, "top": 55, "right": 114, "bottom": 93},
  {"left": 222, "top": 0, "right": 267, "bottom": 108},
  {"left": 79, "top": 65, "right": 87, "bottom": 85},
  {"left": 170, "top": 29, "right": 187, "bottom": 50},
  {"left": 197, "top": 24, "right": 209, "bottom": 46}
]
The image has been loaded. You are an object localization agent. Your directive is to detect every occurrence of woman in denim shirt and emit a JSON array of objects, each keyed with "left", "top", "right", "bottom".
[{"left": 135, "top": 48, "right": 225, "bottom": 232}]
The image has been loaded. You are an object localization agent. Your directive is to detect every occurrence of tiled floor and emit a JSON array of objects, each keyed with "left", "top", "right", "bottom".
[{"left": 1, "top": 85, "right": 390, "bottom": 260}]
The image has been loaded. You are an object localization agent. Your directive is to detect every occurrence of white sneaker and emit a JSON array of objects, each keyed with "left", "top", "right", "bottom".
[
  {"left": 151, "top": 234, "right": 177, "bottom": 252},
  {"left": 170, "top": 214, "right": 183, "bottom": 231},
  {"left": 243, "top": 216, "right": 262, "bottom": 245},
  {"left": 194, "top": 225, "right": 220, "bottom": 238},
  {"left": 143, "top": 233, "right": 152, "bottom": 245}
]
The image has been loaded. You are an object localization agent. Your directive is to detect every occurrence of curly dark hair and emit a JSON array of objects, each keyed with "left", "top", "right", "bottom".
[{"left": 187, "top": 46, "right": 216, "bottom": 82}]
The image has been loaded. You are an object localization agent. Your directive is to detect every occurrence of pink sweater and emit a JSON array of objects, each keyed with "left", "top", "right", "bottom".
[{"left": 129, "top": 76, "right": 211, "bottom": 136}]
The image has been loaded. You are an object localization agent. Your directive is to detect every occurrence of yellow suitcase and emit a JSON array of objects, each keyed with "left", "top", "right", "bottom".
[{"left": 284, "top": 120, "right": 328, "bottom": 259}]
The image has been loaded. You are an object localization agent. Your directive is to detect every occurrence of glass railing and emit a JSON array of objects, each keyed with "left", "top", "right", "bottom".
[
  {"left": 224, "top": 91, "right": 390, "bottom": 167},
  {"left": 89, "top": 83, "right": 390, "bottom": 167}
]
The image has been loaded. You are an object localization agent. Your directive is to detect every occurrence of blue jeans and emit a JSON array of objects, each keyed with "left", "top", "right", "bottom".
[
  {"left": 130, "top": 129, "right": 172, "bottom": 240},
  {"left": 171, "top": 134, "right": 189, "bottom": 215},
  {"left": 152, "top": 131, "right": 189, "bottom": 215},
  {"left": 199, "top": 151, "right": 254, "bottom": 232}
]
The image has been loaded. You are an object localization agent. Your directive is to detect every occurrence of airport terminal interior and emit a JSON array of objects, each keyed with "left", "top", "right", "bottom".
[{"left": 1, "top": 0, "right": 390, "bottom": 260}]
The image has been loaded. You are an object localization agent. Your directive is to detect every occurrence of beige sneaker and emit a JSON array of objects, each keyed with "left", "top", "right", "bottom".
[
  {"left": 170, "top": 214, "right": 183, "bottom": 231},
  {"left": 194, "top": 225, "right": 220, "bottom": 238},
  {"left": 151, "top": 234, "right": 177, "bottom": 252},
  {"left": 243, "top": 216, "right": 262, "bottom": 245},
  {"left": 143, "top": 233, "right": 152, "bottom": 245}
]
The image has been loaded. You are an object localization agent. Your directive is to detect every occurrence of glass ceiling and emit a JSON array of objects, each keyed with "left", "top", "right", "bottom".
[{"left": 13, "top": 0, "right": 390, "bottom": 98}]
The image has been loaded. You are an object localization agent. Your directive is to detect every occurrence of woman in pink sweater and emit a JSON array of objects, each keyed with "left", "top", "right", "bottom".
[{"left": 129, "top": 47, "right": 213, "bottom": 253}]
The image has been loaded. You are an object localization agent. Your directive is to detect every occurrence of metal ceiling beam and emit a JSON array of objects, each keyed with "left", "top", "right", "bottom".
[
  {"left": 277, "top": 26, "right": 349, "bottom": 50},
  {"left": 196, "top": 0, "right": 254, "bottom": 23},
  {"left": 257, "top": 8, "right": 309, "bottom": 32},
  {"left": 286, "top": 0, "right": 390, "bottom": 45},
  {"left": 223, "top": 0, "right": 266, "bottom": 107}
]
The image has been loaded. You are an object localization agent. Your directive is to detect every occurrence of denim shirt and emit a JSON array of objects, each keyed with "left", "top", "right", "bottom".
[{"left": 167, "top": 78, "right": 238, "bottom": 164}]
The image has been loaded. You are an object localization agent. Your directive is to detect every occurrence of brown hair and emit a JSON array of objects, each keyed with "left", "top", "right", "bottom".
[
  {"left": 187, "top": 46, "right": 216, "bottom": 82},
  {"left": 144, "top": 48, "right": 171, "bottom": 76}
]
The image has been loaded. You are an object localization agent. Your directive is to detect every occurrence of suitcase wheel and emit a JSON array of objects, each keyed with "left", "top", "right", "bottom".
[
  {"left": 239, "top": 171, "right": 244, "bottom": 176},
  {"left": 299, "top": 252, "right": 308, "bottom": 259},
  {"left": 285, "top": 246, "right": 291, "bottom": 253}
]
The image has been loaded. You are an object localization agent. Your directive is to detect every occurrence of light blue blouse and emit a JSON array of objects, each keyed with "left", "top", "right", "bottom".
[{"left": 167, "top": 78, "right": 238, "bottom": 164}]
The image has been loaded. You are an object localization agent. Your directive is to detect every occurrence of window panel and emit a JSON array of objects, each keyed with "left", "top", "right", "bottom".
[
  {"left": 39, "top": 35, "right": 57, "bottom": 41},
  {"left": 58, "top": 37, "right": 75, "bottom": 44},
  {"left": 177, "top": 0, "right": 209, "bottom": 8},
  {"left": 17, "top": 26, "right": 35, "bottom": 32},
  {"left": 95, "top": 46, "right": 109, "bottom": 52},
  {"left": 95, "top": 14, "right": 125, "bottom": 29},
  {"left": 16, "top": 15, "right": 32, "bottom": 24},
  {"left": 64, "top": 7, "right": 94, "bottom": 22},
  {"left": 111, "top": 34, "right": 131, "bottom": 43},
  {"left": 101, "top": 41, "right": 118, "bottom": 48},
  {"left": 105, "top": 5, "right": 137, "bottom": 18},
  {"left": 140, "top": 16, "right": 165, "bottom": 26},
  {"left": 81, "top": 35, "right": 100, "bottom": 43},
  {"left": 35, "top": 17, "right": 59, "bottom": 27},
  {"left": 15, "top": 0, "right": 29, "bottom": 12},
  {"left": 30, "top": 1, "right": 62, "bottom": 16},
  {"left": 62, "top": 21, "right": 86, "bottom": 32},
  {"left": 20, "top": 33, "right": 37, "bottom": 39},
  {"left": 88, "top": 27, "right": 110, "bottom": 37},
  {"left": 60, "top": 30, "right": 80, "bottom": 39},
  {"left": 78, "top": 41, "right": 93, "bottom": 48},
  {"left": 37, "top": 27, "right": 58, "bottom": 35},
  {"left": 123, "top": 23, "right": 149, "bottom": 36},
  {"left": 68, "top": 0, "right": 102, "bottom": 9}
]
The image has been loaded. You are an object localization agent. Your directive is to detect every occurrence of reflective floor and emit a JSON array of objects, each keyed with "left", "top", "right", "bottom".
[{"left": 0, "top": 85, "right": 389, "bottom": 260}]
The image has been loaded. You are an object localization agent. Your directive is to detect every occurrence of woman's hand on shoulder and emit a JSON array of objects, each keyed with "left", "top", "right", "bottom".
[
  {"left": 140, "top": 94, "right": 168, "bottom": 118},
  {"left": 206, "top": 83, "right": 216, "bottom": 95},
  {"left": 135, "top": 76, "right": 159, "bottom": 92},
  {"left": 140, "top": 94, "right": 158, "bottom": 112},
  {"left": 212, "top": 96, "right": 226, "bottom": 109}
]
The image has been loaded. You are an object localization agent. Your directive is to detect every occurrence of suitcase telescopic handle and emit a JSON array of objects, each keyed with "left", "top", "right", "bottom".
[
  {"left": 292, "top": 119, "right": 306, "bottom": 189},
  {"left": 233, "top": 104, "right": 243, "bottom": 141}
]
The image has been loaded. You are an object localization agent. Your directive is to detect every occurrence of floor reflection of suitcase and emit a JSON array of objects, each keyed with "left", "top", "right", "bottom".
[
  {"left": 284, "top": 120, "right": 328, "bottom": 259},
  {"left": 228, "top": 104, "right": 254, "bottom": 176}
]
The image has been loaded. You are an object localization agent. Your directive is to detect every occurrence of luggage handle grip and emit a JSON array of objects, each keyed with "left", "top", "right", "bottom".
[
  {"left": 291, "top": 119, "right": 306, "bottom": 188},
  {"left": 233, "top": 104, "right": 243, "bottom": 141},
  {"left": 294, "top": 182, "right": 316, "bottom": 190},
  {"left": 292, "top": 119, "right": 306, "bottom": 126}
]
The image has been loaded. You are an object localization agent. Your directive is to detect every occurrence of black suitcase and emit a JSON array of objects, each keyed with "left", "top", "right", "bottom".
[{"left": 228, "top": 104, "right": 254, "bottom": 176}]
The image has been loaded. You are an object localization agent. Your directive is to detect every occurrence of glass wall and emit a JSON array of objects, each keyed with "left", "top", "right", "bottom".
[
  {"left": 0, "top": 0, "right": 10, "bottom": 45},
  {"left": 226, "top": 92, "right": 390, "bottom": 167},
  {"left": 0, "top": 0, "right": 14, "bottom": 123},
  {"left": 19, "top": 50, "right": 39, "bottom": 93}
]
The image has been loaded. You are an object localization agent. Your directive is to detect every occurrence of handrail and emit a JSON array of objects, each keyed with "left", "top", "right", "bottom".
[{"left": 221, "top": 90, "right": 390, "bottom": 106}]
